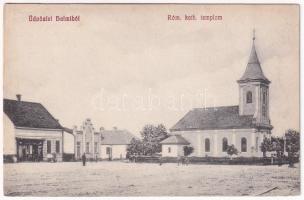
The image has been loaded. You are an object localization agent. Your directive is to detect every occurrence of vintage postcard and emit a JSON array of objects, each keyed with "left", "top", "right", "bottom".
[{"left": 2, "top": 3, "right": 300, "bottom": 196}]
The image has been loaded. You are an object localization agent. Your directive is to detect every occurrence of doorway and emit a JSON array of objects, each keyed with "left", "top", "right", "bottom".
[{"left": 16, "top": 138, "right": 44, "bottom": 162}]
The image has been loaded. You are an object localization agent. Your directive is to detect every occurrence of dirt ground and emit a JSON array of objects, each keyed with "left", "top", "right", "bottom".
[{"left": 3, "top": 161, "right": 300, "bottom": 196}]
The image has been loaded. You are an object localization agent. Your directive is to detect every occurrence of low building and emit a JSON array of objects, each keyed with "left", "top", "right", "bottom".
[
  {"left": 160, "top": 135, "right": 190, "bottom": 157},
  {"left": 73, "top": 119, "right": 136, "bottom": 160},
  {"left": 3, "top": 95, "right": 65, "bottom": 162}
]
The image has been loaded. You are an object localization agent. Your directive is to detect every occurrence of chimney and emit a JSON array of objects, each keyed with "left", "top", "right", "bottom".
[
  {"left": 100, "top": 127, "right": 104, "bottom": 132},
  {"left": 16, "top": 94, "right": 21, "bottom": 101},
  {"left": 113, "top": 126, "right": 117, "bottom": 130}
]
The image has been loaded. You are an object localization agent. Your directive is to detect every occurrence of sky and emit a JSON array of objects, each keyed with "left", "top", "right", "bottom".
[{"left": 4, "top": 4, "right": 299, "bottom": 137}]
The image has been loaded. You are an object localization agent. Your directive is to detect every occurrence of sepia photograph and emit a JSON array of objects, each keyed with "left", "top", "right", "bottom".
[{"left": 2, "top": 3, "right": 301, "bottom": 197}]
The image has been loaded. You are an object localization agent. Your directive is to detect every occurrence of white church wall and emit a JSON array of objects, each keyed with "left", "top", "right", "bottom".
[
  {"left": 239, "top": 84, "right": 257, "bottom": 115},
  {"left": 172, "top": 128, "right": 264, "bottom": 158}
]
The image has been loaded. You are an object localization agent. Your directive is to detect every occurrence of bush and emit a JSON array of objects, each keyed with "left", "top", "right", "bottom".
[
  {"left": 226, "top": 145, "right": 238, "bottom": 157},
  {"left": 183, "top": 146, "right": 194, "bottom": 157},
  {"left": 130, "top": 155, "right": 297, "bottom": 165}
]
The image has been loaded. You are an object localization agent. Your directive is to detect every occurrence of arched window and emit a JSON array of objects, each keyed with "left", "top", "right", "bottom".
[
  {"left": 205, "top": 138, "right": 210, "bottom": 152},
  {"left": 241, "top": 137, "right": 247, "bottom": 152},
  {"left": 246, "top": 91, "right": 252, "bottom": 103},
  {"left": 222, "top": 137, "right": 228, "bottom": 152}
]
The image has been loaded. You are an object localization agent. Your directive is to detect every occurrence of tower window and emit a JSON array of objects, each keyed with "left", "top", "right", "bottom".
[
  {"left": 262, "top": 105, "right": 266, "bottom": 117},
  {"left": 246, "top": 91, "right": 252, "bottom": 103},
  {"left": 241, "top": 138, "right": 247, "bottom": 152},
  {"left": 222, "top": 137, "right": 228, "bottom": 152},
  {"left": 255, "top": 137, "right": 259, "bottom": 152},
  {"left": 263, "top": 92, "right": 266, "bottom": 104},
  {"left": 205, "top": 138, "right": 210, "bottom": 152}
]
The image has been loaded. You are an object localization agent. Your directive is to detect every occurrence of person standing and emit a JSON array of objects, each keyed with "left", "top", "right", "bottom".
[{"left": 82, "top": 153, "right": 86, "bottom": 166}]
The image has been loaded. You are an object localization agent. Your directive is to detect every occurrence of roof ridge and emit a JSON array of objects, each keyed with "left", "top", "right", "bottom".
[
  {"left": 4, "top": 98, "right": 62, "bottom": 129},
  {"left": 4, "top": 98, "right": 43, "bottom": 105}
]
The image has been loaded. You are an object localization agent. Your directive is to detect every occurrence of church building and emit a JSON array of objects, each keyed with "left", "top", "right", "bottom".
[{"left": 162, "top": 34, "right": 273, "bottom": 158}]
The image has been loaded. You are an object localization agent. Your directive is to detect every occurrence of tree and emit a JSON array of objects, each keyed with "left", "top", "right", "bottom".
[
  {"left": 226, "top": 145, "right": 238, "bottom": 159},
  {"left": 260, "top": 137, "right": 272, "bottom": 158},
  {"left": 183, "top": 146, "right": 194, "bottom": 157},
  {"left": 140, "top": 124, "right": 169, "bottom": 155},
  {"left": 285, "top": 129, "right": 300, "bottom": 167},
  {"left": 271, "top": 136, "right": 284, "bottom": 166},
  {"left": 126, "top": 138, "right": 144, "bottom": 157}
]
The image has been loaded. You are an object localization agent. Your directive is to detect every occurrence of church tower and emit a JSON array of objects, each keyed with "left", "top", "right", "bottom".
[{"left": 237, "top": 31, "right": 272, "bottom": 130}]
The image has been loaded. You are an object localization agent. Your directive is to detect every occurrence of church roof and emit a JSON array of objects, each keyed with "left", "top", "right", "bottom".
[
  {"left": 4, "top": 99, "right": 62, "bottom": 129},
  {"left": 160, "top": 135, "right": 190, "bottom": 145},
  {"left": 238, "top": 38, "right": 270, "bottom": 84},
  {"left": 100, "top": 129, "right": 136, "bottom": 145},
  {"left": 170, "top": 106, "right": 254, "bottom": 131}
]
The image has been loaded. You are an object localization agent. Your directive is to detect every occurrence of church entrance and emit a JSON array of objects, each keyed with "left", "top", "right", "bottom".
[{"left": 16, "top": 138, "right": 44, "bottom": 162}]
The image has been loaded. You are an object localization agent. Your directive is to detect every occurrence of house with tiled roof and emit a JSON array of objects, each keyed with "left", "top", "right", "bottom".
[
  {"left": 73, "top": 118, "right": 136, "bottom": 160},
  {"left": 3, "top": 95, "right": 66, "bottom": 162},
  {"left": 160, "top": 135, "right": 190, "bottom": 157},
  {"left": 163, "top": 33, "right": 272, "bottom": 158}
]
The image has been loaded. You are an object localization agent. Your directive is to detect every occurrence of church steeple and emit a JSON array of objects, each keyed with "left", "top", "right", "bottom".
[
  {"left": 238, "top": 31, "right": 272, "bottom": 130},
  {"left": 238, "top": 30, "right": 270, "bottom": 84}
]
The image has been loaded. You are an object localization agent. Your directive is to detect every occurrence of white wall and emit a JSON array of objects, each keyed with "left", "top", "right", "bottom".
[
  {"left": 162, "top": 145, "right": 178, "bottom": 157},
  {"left": 161, "top": 145, "right": 185, "bottom": 157},
  {"left": 100, "top": 144, "right": 128, "bottom": 159},
  {"left": 63, "top": 132, "right": 74, "bottom": 154},
  {"left": 172, "top": 128, "right": 267, "bottom": 157},
  {"left": 3, "top": 114, "right": 16, "bottom": 155}
]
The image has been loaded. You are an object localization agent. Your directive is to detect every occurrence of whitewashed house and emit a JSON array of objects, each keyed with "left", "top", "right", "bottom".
[
  {"left": 163, "top": 35, "right": 272, "bottom": 158},
  {"left": 160, "top": 135, "right": 190, "bottom": 157},
  {"left": 73, "top": 119, "right": 136, "bottom": 160},
  {"left": 3, "top": 95, "right": 66, "bottom": 162}
]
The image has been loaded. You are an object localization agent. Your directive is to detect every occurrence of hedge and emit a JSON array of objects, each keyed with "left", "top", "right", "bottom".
[{"left": 130, "top": 155, "right": 298, "bottom": 165}]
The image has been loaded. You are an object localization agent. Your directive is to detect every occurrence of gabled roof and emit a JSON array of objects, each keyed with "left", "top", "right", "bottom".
[
  {"left": 170, "top": 106, "right": 254, "bottom": 131},
  {"left": 63, "top": 127, "right": 73, "bottom": 134},
  {"left": 4, "top": 99, "right": 62, "bottom": 129},
  {"left": 100, "top": 130, "right": 136, "bottom": 145},
  {"left": 238, "top": 40, "right": 270, "bottom": 84},
  {"left": 160, "top": 135, "right": 190, "bottom": 145}
]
